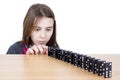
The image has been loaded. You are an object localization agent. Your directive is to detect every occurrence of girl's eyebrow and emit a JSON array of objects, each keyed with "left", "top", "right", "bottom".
[
  {"left": 34, "top": 26, "right": 53, "bottom": 28},
  {"left": 46, "top": 26, "right": 53, "bottom": 28},
  {"left": 33, "top": 26, "right": 40, "bottom": 28}
]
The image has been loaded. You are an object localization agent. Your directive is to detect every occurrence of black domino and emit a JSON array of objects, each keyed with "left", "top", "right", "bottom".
[
  {"left": 97, "top": 60, "right": 106, "bottom": 76},
  {"left": 93, "top": 59, "right": 100, "bottom": 74},
  {"left": 88, "top": 57, "right": 95, "bottom": 72},
  {"left": 103, "top": 62, "right": 112, "bottom": 78},
  {"left": 84, "top": 55, "right": 90, "bottom": 70},
  {"left": 72, "top": 53, "right": 78, "bottom": 66},
  {"left": 76, "top": 54, "right": 82, "bottom": 67}
]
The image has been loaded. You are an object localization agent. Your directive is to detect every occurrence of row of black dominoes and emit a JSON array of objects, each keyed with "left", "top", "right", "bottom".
[{"left": 48, "top": 46, "right": 112, "bottom": 78}]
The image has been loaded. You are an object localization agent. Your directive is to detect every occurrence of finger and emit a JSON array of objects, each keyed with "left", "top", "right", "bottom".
[
  {"left": 44, "top": 48, "right": 48, "bottom": 55},
  {"left": 36, "top": 45, "right": 44, "bottom": 54},
  {"left": 42, "top": 45, "right": 48, "bottom": 55},
  {"left": 42, "top": 45, "right": 48, "bottom": 50},
  {"left": 45, "top": 48, "right": 48, "bottom": 55},
  {"left": 31, "top": 45, "right": 39, "bottom": 55},
  {"left": 26, "top": 48, "right": 34, "bottom": 55}
]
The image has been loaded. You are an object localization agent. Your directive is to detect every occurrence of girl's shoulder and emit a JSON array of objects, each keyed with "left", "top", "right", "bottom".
[
  {"left": 11, "top": 41, "right": 24, "bottom": 48},
  {"left": 6, "top": 41, "right": 24, "bottom": 54}
]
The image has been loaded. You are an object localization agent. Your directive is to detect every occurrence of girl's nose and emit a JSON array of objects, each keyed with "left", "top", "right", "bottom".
[{"left": 41, "top": 31, "right": 45, "bottom": 38}]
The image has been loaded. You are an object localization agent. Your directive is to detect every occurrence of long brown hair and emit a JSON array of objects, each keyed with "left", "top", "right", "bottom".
[{"left": 22, "top": 3, "right": 59, "bottom": 47}]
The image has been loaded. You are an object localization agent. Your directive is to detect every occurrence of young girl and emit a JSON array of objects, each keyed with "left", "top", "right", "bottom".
[{"left": 7, "top": 3, "right": 59, "bottom": 55}]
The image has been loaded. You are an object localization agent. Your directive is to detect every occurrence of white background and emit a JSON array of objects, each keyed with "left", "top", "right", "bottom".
[{"left": 0, "top": 0, "right": 120, "bottom": 54}]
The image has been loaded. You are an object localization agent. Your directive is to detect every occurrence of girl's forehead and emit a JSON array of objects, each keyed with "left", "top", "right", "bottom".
[{"left": 34, "top": 17, "right": 54, "bottom": 27}]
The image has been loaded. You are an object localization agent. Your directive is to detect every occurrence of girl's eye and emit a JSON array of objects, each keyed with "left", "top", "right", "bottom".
[
  {"left": 34, "top": 28, "right": 40, "bottom": 31},
  {"left": 46, "top": 28, "right": 51, "bottom": 31}
]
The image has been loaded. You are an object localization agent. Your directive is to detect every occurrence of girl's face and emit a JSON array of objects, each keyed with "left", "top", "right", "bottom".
[{"left": 31, "top": 17, "right": 54, "bottom": 46}]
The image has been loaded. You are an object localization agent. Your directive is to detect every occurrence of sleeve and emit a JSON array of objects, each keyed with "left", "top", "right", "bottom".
[{"left": 6, "top": 45, "right": 18, "bottom": 54}]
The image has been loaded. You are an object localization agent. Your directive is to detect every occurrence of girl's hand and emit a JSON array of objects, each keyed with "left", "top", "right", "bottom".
[{"left": 26, "top": 45, "right": 48, "bottom": 55}]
